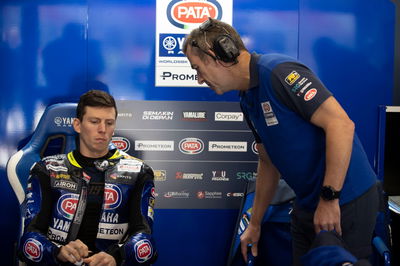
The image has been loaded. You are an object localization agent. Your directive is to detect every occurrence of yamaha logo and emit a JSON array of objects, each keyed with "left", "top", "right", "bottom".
[
  {"left": 54, "top": 116, "right": 75, "bottom": 127},
  {"left": 159, "top": 34, "right": 186, "bottom": 57},
  {"left": 54, "top": 117, "right": 62, "bottom": 125}
]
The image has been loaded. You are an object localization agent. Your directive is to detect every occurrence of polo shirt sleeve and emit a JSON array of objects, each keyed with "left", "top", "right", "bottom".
[{"left": 270, "top": 61, "right": 332, "bottom": 121}]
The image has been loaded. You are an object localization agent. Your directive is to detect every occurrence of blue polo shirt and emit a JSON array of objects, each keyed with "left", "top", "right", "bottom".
[{"left": 240, "top": 53, "right": 376, "bottom": 210}]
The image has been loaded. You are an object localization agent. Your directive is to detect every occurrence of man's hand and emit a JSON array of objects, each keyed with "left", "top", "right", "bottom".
[
  {"left": 57, "top": 239, "right": 89, "bottom": 264},
  {"left": 313, "top": 199, "right": 342, "bottom": 235},
  {"left": 240, "top": 223, "right": 261, "bottom": 262},
  {"left": 83, "top": 251, "right": 116, "bottom": 266}
]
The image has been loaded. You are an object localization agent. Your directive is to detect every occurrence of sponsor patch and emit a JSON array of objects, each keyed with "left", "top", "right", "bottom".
[
  {"left": 261, "top": 101, "right": 279, "bottom": 126},
  {"left": 304, "top": 88, "right": 318, "bottom": 101},
  {"left": 46, "top": 165, "right": 68, "bottom": 172},
  {"left": 104, "top": 184, "right": 122, "bottom": 210},
  {"left": 298, "top": 81, "right": 312, "bottom": 96},
  {"left": 148, "top": 206, "right": 154, "bottom": 220},
  {"left": 47, "top": 227, "right": 68, "bottom": 242},
  {"left": 134, "top": 239, "right": 153, "bottom": 263},
  {"left": 51, "top": 218, "right": 71, "bottom": 232},
  {"left": 97, "top": 222, "right": 128, "bottom": 240},
  {"left": 57, "top": 193, "right": 79, "bottom": 220},
  {"left": 120, "top": 159, "right": 143, "bottom": 165},
  {"left": 101, "top": 212, "right": 119, "bottom": 223},
  {"left": 117, "top": 164, "right": 141, "bottom": 173},
  {"left": 53, "top": 180, "right": 77, "bottom": 191},
  {"left": 111, "top": 137, "right": 131, "bottom": 152},
  {"left": 149, "top": 197, "right": 155, "bottom": 208},
  {"left": 284, "top": 71, "right": 300, "bottom": 85},
  {"left": 82, "top": 172, "right": 91, "bottom": 183},
  {"left": 23, "top": 238, "right": 43, "bottom": 262}
]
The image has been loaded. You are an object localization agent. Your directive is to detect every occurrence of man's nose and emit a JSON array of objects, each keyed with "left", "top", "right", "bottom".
[{"left": 98, "top": 121, "right": 106, "bottom": 132}]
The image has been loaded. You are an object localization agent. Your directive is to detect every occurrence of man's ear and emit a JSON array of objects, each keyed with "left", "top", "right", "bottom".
[{"left": 73, "top": 118, "right": 81, "bottom": 134}]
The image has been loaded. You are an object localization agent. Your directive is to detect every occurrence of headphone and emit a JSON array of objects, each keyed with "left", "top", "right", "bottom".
[{"left": 194, "top": 18, "right": 240, "bottom": 63}]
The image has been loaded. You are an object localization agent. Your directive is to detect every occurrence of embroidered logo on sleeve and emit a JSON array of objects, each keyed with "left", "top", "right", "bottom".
[
  {"left": 23, "top": 238, "right": 43, "bottom": 262},
  {"left": 261, "top": 101, "right": 279, "bottom": 126},
  {"left": 304, "top": 88, "right": 318, "bottom": 101},
  {"left": 285, "top": 71, "right": 300, "bottom": 85}
]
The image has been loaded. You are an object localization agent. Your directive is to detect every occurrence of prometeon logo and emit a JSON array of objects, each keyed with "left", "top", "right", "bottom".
[{"left": 167, "top": 0, "right": 222, "bottom": 29}]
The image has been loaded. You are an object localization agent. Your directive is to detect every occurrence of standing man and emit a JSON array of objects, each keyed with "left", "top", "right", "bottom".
[
  {"left": 19, "top": 90, "right": 157, "bottom": 265},
  {"left": 183, "top": 18, "right": 379, "bottom": 265}
]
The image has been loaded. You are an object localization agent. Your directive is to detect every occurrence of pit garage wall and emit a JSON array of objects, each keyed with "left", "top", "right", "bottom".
[{"left": 0, "top": 0, "right": 395, "bottom": 265}]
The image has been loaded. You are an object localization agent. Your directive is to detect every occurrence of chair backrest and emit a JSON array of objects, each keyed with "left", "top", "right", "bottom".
[
  {"left": 7, "top": 103, "right": 77, "bottom": 205},
  {"left": 6, "top": 103, "right": 77, "bottom": 265}
]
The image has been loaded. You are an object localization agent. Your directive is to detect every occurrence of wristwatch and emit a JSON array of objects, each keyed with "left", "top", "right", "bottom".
[{"left": 320, "top": 185, "right": 341, "bottom": 201}]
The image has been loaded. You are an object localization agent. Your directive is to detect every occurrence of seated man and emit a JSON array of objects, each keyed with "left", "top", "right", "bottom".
[{"left": 18, "top": 90, "right": 157, "bottom": 265}]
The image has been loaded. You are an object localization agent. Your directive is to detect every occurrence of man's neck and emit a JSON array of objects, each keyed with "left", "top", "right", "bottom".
[
  {"left": 232, "top": 51, "right": 251, "bottom": 91},
  {"left": 74, "top": 149, "right": 112, "bottom": 168}
]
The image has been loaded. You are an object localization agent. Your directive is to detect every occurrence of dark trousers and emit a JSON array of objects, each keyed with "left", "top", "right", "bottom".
[{"left": 290, "top": 183, "right": 380, "bottom": 266}]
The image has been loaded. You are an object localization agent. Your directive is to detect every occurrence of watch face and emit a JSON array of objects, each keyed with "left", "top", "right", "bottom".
[{"left": 321, "top": 186, "right": 338, "bottom": 200}]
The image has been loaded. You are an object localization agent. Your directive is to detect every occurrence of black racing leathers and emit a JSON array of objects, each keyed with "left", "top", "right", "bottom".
[{"left": 18, "top": 149, "right": 157, "bottom": 265}]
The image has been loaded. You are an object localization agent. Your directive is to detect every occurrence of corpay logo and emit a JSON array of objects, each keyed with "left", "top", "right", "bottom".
[
  {"left": 215, "top": 112, "right": 243, "bottom": 122},
  {"left": 167, "top": 0, "right": 222, "bottom": 29}
]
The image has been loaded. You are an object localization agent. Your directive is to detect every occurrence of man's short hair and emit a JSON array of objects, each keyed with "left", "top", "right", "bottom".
[
  {"left": 76, "top": 90, "right": 117, "bottom": 120},
  {"left": 183, "top": 18, "right": 247, "bottom": 61}
]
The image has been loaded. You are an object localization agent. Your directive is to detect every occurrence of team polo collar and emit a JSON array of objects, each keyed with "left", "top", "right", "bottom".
[{"left": 249, "top": 52, "right": 261, "bottom": 89}]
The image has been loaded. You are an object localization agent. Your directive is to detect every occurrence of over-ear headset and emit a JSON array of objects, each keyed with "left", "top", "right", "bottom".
[{"left": 195, "top": 18, "right": 240, "bottom": 63}]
